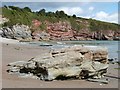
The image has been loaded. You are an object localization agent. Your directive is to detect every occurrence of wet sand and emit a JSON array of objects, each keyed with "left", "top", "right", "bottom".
[{"left": 1, "top": 42, "right": 119, "bottom": 88}]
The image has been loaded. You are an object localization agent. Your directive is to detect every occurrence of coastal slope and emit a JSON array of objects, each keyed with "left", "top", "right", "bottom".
[{"left": 0, "top": 6, "right": 120, "bottom": 41}]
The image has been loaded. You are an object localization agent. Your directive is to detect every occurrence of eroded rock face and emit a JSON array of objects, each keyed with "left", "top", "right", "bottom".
[
  {"left": 7, "top": 45, "right": 109, "bottom": 81},
  {"left": 47, "top": 21, "right": 74, "bottom": 40},
  {"left": 1, "top": 24, "right": 32, "bottom": 41},
  {"left": 32, "top": 31, "right": 50, "bottom": 41}
]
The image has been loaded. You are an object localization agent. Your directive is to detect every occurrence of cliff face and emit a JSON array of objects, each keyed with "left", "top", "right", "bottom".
[
  {"left": 1, "top": 20, "right": 120, "bottom": 41},
  {"left": 26, "top": 18, "right": 120, "bottom": 41},
  {"left": 47, "top": 21, "right": 74, "bottom": 40},
  {"left": 30, "top": 20, "right": 120, "bottom": 41},
  {"left": 1, "top": 6, "right": 120, "bottom": 41}
]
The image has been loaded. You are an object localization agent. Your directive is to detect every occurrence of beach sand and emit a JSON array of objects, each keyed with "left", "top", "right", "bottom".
[{"left": 1, "top": 42, "right": 119, "bottom": 88}]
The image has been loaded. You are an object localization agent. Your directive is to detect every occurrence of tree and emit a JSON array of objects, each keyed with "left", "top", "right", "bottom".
[
  {"left": 72, "top": 14, "right": 76, "bottom": 18},
  {"left": 38, "top": 9, "right": 46, "bottom": 15},
  {"left": 8, "top": 6, "right": 21, "bottom": 11},
  {"left": 23, "top": 7, "right": 31, "bottom": 12},
  {"left": 4, "top": 5, "right": 7, "bottom": 8},
  {"left": 46, "top": 12, "right": 55, "bottom": 17},
  {"left": 55, "top": 10, "right": 67, "bottom": 18}
]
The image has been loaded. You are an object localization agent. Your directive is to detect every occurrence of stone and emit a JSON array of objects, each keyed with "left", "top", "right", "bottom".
[
  {"left": 87, "top": 78, "right": 109, "bottom": 84},
  {"left": 7, "top": 45, "right": 109, "bottom": 81},
  {"left": 7, "top": 61, "right": 28, "bottom": 67},
  {"left": 1, "top": 24, "right": 32, "bottom": 41}
]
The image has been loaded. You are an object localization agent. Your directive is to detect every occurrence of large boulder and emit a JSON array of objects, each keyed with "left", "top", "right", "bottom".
[{"left": 7, "top": 45, "right": 109, "bottom": 81}]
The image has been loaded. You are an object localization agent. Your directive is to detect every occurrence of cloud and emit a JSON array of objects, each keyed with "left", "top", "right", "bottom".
[
  {"left": 95, "top": 11, "right": 108, "bottom": 19},
  {"left": 93, "top": 11, "right": 118, "bottom": 23},
  {"left": 89, "top": 6, "right": 94, "bottom": 11},
  {"left": 108, "top": 13, "right": 118, "bottom": 23},
  {"left": 57, "top": 7, "right": 83, "bottom": 16}
]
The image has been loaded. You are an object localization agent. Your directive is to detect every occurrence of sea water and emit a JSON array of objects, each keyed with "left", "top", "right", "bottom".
[
  {"left": 61, "top": 41, "right": 119, "bottom": 60},
  {"left": 24, "top": 40, "right": 119, "bottom": 61},
  {"left": 52, "top": 40, "right": 119, "bottom": 61}
]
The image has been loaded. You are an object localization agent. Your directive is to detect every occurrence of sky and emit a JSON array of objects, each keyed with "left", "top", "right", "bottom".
[{"left": 1, "top": 1, "right": 119, "bottom": 24}]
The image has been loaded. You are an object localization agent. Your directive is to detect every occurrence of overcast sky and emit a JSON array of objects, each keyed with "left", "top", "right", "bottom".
[{"left": 2, "top": 1, "right": 119, "bottom": 24}]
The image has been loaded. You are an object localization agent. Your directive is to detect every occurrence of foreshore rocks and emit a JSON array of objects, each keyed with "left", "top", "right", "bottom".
[{"left": 7, "top": 45, "right": 109, "bottom": 81}]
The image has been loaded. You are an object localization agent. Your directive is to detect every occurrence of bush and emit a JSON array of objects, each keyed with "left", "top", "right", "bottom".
[{"left": 2, "top": 5, "right": 120, "bottom": 32}]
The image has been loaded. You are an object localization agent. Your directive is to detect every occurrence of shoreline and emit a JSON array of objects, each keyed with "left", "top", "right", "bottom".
[
  {"left": 1, "top": 41, "right": 119, "bottom": 88},
  {"left": 0, "top": 37, "right": 119, "bottom": 62},
  {"left": 0, "top": 37, "right": 19, "bottom": 44}
]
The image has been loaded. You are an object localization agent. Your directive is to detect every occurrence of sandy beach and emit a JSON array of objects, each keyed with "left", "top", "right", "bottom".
[{"left": 1, "top": 41, "right": 119, "bottom": 88}]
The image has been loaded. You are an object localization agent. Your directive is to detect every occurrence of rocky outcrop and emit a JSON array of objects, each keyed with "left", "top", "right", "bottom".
[
  {"left": 91, "top": 30, "right": 115, "bottom": 40},
  {"left": 1, "top": 24, "right": 32, "bottom": 41},
  {"left": 7, "top": 45, "right": 109, "bottom": 81},
  {"left": 32, "top": 31, "right": 50, "bottom": 41},
  {"left": 47, "top": 21, "right": 75, "bottom": 40},
  {"left": 113, "top": 31, "right": 120, "bottom": 40}
]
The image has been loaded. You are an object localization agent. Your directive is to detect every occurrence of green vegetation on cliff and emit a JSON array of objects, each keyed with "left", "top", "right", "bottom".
[
  {"left": 2, "top": 5, "right": 120, "bottom": 31},
  {"left": 89, "top": 19, "right": 119, "bottom": 31}
]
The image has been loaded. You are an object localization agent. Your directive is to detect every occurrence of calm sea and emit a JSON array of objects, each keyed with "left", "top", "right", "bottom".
[
  {"left": 25, "top": 40, "right": 119, "bottom": 61},
  {"left": 61, "top": 41, "right": 119, "bottom": 60}
]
